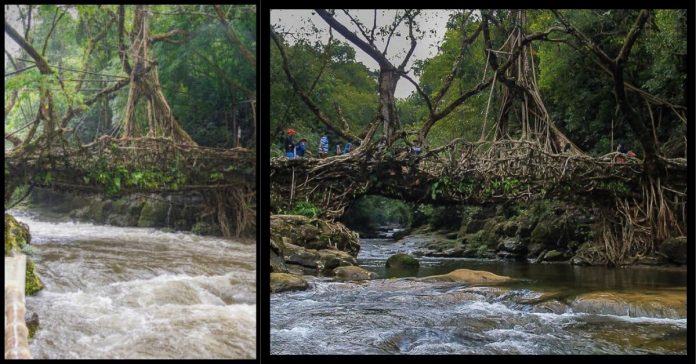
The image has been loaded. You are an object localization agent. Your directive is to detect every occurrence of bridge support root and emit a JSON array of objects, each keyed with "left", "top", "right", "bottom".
[
  {"left": 213, "top": 187, "right": 255, "bottom": 239},
  {"left": 579, "top": 177, "right": 686, "bottom": 266}
]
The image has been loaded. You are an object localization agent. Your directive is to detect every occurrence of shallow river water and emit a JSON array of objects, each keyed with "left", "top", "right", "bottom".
[
  {"left": 271, "top": 236, "right": 686, "bottom": 355},
  {"left": 13, "top": 210, "right": 256, "bottom": 359}
]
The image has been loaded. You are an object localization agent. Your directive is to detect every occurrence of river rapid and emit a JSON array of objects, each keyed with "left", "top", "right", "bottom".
[{"left": 13, "top": 210, "right": 256, "bottom": 359}]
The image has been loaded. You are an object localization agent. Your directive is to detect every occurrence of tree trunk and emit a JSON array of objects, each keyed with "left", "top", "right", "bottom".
[
  {"left": 378, "top": 68, "right": 400, "bottom": 145},
  {"left": 119, "top": 5, "right": 195, "bottom": 145}
]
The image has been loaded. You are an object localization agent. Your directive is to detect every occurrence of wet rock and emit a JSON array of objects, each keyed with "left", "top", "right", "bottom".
[
  {"left": 464, "top": 219, "right": 487, "bottom": 233},
  {"left": 497, "top": 237, "right": 526, "bottom": 254},
  {"left": 271, "top": 215, "right": 360, "bottom": 256},
  {"left": 386, "top": 253, "right": 420, "bottom": 269},
  {"left": 634, "top": 254, "right": 667, "bottom": 266},
  {"left": 271, "top": 273, "right": 309, "bottom": 293},
  {"left": 282, "top": 242, "right": 357, "bottom": 272},
  {"left": 658, "top": 237, "right": 686, "bottom": 265},
  {"left": 420, "top": 268, "right": 511, "bottom": 285},
  {"left": 5, "top": 214, "right": 44, "bottom": 296},
  {"left": 137, "top": 199, "right": 171, "bottom": 227},
  {"left": 333, "top": 266, "right": 376, "bottom": 281},
  {"left": 26, "top": 313, "right": 39, "bottom": 339},
  {"left": 570, "top": 290, "right": 686, "bottom": 319},
  {"left": 191, "top": 221, "right": 222, "bottom": 236},
  {"left": 542, "top": 249, "right": 567, "bottom": 262}
]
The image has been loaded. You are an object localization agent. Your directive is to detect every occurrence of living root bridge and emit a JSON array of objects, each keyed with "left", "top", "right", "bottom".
[
  {"left": 6, "top": 136, "right": 256, "bottom": 237},
  {"left": 270, "top": 139, "right": 685, "bottom": 220}
]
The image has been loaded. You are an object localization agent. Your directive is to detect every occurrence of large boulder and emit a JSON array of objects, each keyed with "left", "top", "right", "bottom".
[
  {"left": 271, "top": 215, "right": 360, "bottom": 256},
  {"left": 271, "top": 273, "right": 309, "bottom": 293},
  {"left": 386, "top": 253, "right": 419, "bottom": 269},
  {"left": 420, "top": 269, "right": 512, "bottom": 284},
  {"left": 420, "top": 268, "right": 511, "bottom": 285},
  {"left": 137, "top": 199, "right": 171, "bottom": 227},
  {"left": 5, "top": 214, "right": 44, "bottom": 295},
  {"left": 333, "top": 266, "right": 377, "bottom": 281},
  {"left": 570, "top": 290, "right": 686, "bottom": 319},
  {"left": 658, "top": 237, "right": 686, "bottom": 265}
]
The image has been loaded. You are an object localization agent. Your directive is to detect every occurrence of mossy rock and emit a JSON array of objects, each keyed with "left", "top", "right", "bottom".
[
  {"left": 570, "top": 290, "right": 686, "bottom": 319},
  {"left": 191, "top": 221, "right": 222, "bottom": 236},
  {"left": 530, "top": 216, "right": 566, "bottom": 246},
  {"left": 137, "top": 200, "right": 172, "bottom": 227},
  {"left": 386, "top": 253, "right": 420, "bottom": 269},
  {"left": 271, "top": 215, "right": 360, "bottom": 256},
  {"left": 333, "top": 266, "right": 376, "bottom": 281},
  {"left": 271, "top": 273, "right": 309, "bottom": 293},
  {"left": 5, "top": 213, "right": 30, "bottom": 255},
  {"left": 86, "top": 199, "right": 108, "bottom": 224},
  {"left": 658, "top": 237, "right": 686, "bottom": 265},
  {"left": 26, "top": 313, "right": 39, "bottom": 339},
  {"left": 542, "top": 249, "right": 566, "bottom": 261},
  {"left": 25, "top": 259, "right": 44, "bottom": 295}
]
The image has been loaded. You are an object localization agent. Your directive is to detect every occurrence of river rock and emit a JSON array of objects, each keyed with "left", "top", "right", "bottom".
[
  {"left": 271, "top": 215, "right": 360, "bottom": 256},
  {"left": 542, "top": 249, "right": 567, "bottom": 262},
  {"left": 5, "top": 214, "right": 44, "bottom": 295},
  {"left": 271, "top": 273, "right": 309, "bottom": 293},
  {"left": 420, "top": 268, "right": 511, "bottom": 285},
  {"left": 386, "top": 253, "right": 419, "bottom": 269},
  {"left": 658, "top": 237, "right": 686, "bottom": 265},
  {"left": 570, "top": 290, "right": 686, "bottom": 319},
  {"left": 333, "top": 266, "right": 376, "bottom": 281}
]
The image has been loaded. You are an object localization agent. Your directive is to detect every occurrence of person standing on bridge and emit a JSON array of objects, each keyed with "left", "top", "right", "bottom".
[
  {"left": 335, "top": 143, "right": 343, "bottom": 156},
  {"left": 343, "top": 142, "right": 352, "bottom": 154},
  {"left": 318, "top": 132, "right": 329, "bottom": 158},
  {"left": 616, "top": 142, "right": 627, "bottom": 164},
  {"left": 285, "top": 128, "right": 296, "bottom": 159},
  {"left": 296, "top": 138, "right": 307, "bottom": 158}
]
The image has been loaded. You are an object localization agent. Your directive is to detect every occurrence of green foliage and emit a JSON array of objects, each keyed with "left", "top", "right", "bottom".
[{"left": 290, "top": 201, "right": 322, "bottom": 218}]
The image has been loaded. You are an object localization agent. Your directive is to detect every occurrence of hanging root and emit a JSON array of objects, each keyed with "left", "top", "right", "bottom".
[{"left": 582, "top": 175, "right": 686, "bottom": 266}]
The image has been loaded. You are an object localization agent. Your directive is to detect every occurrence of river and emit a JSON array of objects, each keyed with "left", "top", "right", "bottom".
[
  {"left": 12, "top": 210, "right": 256, "bottom": 359},
  {"left": 271, "top": 233, "right": 687, "bottom": 355}
]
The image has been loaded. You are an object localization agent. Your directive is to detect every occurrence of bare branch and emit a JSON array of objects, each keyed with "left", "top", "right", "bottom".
[
  {"left": 5, "top": 21, "right": 52, "bottom": 74},
  {"left": 149, "top": 28, "right": 189, "bottom": 44},
  {"left": 315, "top": 9, "right": 392, "bottom": 69},
  {"left": 397, "top": 10, "right": 418, "bottom": 71},
  {"left": 271, "top": 29, "right": 361, "bottom": 143},
  {"left": 41, "top": 6, "right": 66, "bottom": 56},
  {"left": 400, "top": 72, "right": 433, "bottom": 115},
  {"left": 214, "top": 5, "right": 256, "bottom": 68}
]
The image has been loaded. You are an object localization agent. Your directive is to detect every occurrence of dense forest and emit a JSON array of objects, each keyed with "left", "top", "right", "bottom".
[
  {"left": 5, "top": 4, "right": 256, "bottom": 150},
  {"left": 271, "top": 9, "right": 686, "bottom": 158}
]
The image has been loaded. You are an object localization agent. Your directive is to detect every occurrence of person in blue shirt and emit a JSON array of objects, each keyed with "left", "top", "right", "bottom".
[
  {"left": 296, "top": 138, "right": 307, "bottom": 158},
  {"left": 343, "top": 142, "right": 352, "bottom": 154},
  {"left": 318, "top": 133, "right": 329, "bottom": 158},
  {"left": 285, "top": 128, "right": 296, "bottom": 159}
]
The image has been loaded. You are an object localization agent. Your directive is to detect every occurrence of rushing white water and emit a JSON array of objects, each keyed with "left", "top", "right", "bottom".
[{"left": 14, "top": 211, "right": 256, "bottom": 359}]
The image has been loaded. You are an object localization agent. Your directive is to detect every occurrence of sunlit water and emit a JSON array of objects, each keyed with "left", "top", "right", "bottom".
[
  {"left": 271, "top": 235, "right": 686, "bottom": 354},
  {"left": 13, "top": 210, "right": 256, "bottom": 359}
]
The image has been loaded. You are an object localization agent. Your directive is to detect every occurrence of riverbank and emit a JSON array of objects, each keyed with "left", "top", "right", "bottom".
[{"left": 14, "top": 188, "right": 227, "bottom": 237}]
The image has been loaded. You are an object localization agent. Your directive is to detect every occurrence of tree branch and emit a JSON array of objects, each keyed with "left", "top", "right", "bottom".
[
  {"left": 118, "top": 5, "right": 132, "bottom": 75},
  {"left": 149, "top": 28, "right": 189, "bottom": 44},
  {"left": 271, "top": 29, "right": 360, "bottom": 143},
  {"left": 316, "top": 9, "right": 393, "bottom": 69},
  {"left": 214, "top": 5, "right": 256, "bottom": 68},
  {"left": 5, "top": 21, "right": 52, "bottom": 74},
  {"left": 397, "top": 10, "right": 419, "bottom": 71}
]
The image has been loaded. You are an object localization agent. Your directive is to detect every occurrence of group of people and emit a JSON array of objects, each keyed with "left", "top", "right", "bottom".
[
  {"left": 284, "top": 128, "right": 352, "bottom": 159},
  {"left": 615, "top": 142, "right": 637, "bottom": 164}
]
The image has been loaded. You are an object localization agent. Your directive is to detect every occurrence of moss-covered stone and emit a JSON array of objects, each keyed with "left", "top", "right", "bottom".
[
  {"left": 386, "top": 253, "right": 420, "bottom": 269},
  {"left": 271, "top": 273, "right": 309, "bottom": 293},
  {"left": 5, "top": 213, "right": 30, "bottom": 255},
  {"left": 333, "top": 266, "right": 376, "bottom": 281},
  {"left": 191, "top": 221, "right": 222, "bottom": 236},
  {"left": 26, "top": 313, "right": 39, "bottom": 339},
  {"left": 658, "top": 237, "right": 686, "bottom": 265},
  {"left": 137, "top": 199, "right": 171, "bottom": 227},
  {"left": 542, "top": 249, "right": 566, "bottom": 261},
  {"left": 271, "top": 215, "right": 360, "bottom": 256},
  {"left": 25, "top": 259, "right": 44, "bottom": 295}
]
